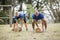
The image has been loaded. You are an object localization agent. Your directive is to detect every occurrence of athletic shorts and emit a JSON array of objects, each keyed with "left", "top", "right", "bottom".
[{"left": 19, "top": 14, "right": 26, "bottom": 23}]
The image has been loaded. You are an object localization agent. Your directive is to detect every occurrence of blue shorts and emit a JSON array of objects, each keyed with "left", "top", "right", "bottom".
[
  {"left": 19, "top": 14, "right": 26, "bottom": 23},
  {"left": 13, "top": 14, "right": 26, "bottom": 23},
  {"left": 32, "top": 13, "right": 44, "bottom": 21}
]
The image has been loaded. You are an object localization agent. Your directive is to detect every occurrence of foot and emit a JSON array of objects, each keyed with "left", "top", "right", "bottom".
[
  {"left": 19, "top": 27, "right": 22, "bottom": 32},
  {"left": 44, "top": 29, "right": 47, "bottom": 32},
  {"left": 26, "top": 28, "right": 28, "bottom": 31},
  {"left": 19, "top": 29, "right": 22, "bottom": 32},
  {"left": 12, "top": 29, "right": 14, "bottom": 31},
  {"left": 32, "top": 30, "right": 35, "bottom": 32},
  {"left": 32, "top": 29, "right": 35, "bottom": 32}
]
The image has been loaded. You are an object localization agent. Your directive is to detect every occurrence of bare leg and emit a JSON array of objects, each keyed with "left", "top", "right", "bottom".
[
  {"left": 12, "top": 23, "right": 16, "bottom": 31},
  {"left": 21, "top": 18, "right": 28, "bottom": 31},
  {"left": 18, "top": 22, "right": 22, "bottom": 32},
  {"left": 13, "top": 20, "right": 18, "bottom": 31},
  {"left": 20, "top": 18, "right": 23, "bottom": 31},
  {"left": 42, "top": 21, "right": 44, "bottom": 31},
  {"left": 13, "top": 23, "right": 15, "bottom": 29},
  {"left": 32, "top": 20, "right": 36, "bottom": 30},
  {"left": 32, "top": 22, "right": 35, "bottom": 30},
  {"left": 42, "top": 19, "right": 47, "bottom": 31},
  {"left": 25, "top": 23, "right": 28, "bottom": 31}
]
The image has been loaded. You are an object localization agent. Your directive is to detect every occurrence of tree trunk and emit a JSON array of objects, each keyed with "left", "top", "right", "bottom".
[{"left": 49, "top": 0, "right": 59, "bottom": 22}]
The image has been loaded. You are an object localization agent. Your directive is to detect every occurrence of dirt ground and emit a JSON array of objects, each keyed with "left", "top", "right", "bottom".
[{"left": 0, "top": 23, "right": 60, "bottom": 40}]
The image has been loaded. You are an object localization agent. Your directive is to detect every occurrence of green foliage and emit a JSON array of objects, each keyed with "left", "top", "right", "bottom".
[
  {"left": 44, "top": 0, "right": 48, "bottom": 2},
  {"left": 0, "top": 11, "right": 9, "bottom": 24},
  {"left": 18, "top": 0, "right": 23, "bottom": 3},
  {"left": 0, "top": 18, "right": 9, "bottom": 24},
  {"left": 0, "top": 0, "right": 12, "bottom": 5},
  {"left": 26, "top": 4, "right": 34, "bottom": 23},
  {"left": 0, "top": 11, "right": 8, "bottom": 17}
]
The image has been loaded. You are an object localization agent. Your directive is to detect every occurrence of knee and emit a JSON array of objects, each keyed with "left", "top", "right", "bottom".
[
  {"left": 32, "top": 20, "right": 36, "bottom": 24},
  {"left": 42, "top": 19, "right": 47, "bottom": 24}
]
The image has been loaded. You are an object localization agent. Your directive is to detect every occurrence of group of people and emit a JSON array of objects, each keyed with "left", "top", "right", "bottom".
[{"left": 12, "top": 10, "right": 47, "bottom": 32}]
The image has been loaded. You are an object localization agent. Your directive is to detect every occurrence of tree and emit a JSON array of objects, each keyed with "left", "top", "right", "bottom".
[
  {"left": 0, "top": 0, "right": 12, "bottom": 5},
  {"left": 44, "top": 0, "right": 60, "bottom": 22}
]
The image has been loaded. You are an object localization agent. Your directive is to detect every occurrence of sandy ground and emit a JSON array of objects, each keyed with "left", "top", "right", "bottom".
[{"left": 0, "top": 23, "right": 60, "bottom": 40}]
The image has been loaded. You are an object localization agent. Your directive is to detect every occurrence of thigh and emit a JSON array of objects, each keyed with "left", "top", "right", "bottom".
[
  {"left": 32, "top": 19, "right": 38, "bottom": 23},
  {"left": 24, "top": 15, "right": 26, "bottom": 23}
]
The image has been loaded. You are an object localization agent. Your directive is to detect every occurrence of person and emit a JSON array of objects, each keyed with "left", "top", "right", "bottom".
[
  {"left": 12, "top": 11, "right": 28, "bottom": 31},
  {"left": 32, "top": 10, "right": 47, "bottom": 32}
]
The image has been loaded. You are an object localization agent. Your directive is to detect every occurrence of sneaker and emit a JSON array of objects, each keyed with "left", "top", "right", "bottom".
[
  {"left": 19, "top": 27, "right": 22, "bottom": 32},
  {"left": 26, "top": 28, "right": 28, "bottom": 31},
  {"left": 32, "top": 30, "right": 35, "bottom": 32},
  {"left": 44, "top": 29, "right": 47, "bottom": 32},
  {"left": 12, "top": 29, "right": 14, "bottom": 31}
]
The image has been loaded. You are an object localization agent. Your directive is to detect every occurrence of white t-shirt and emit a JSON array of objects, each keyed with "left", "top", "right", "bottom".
[
  {"left": 22, "top": 3, "right": 27, "bottom": 14},
  {"left": 22, "top": 3, "right": 27, "bottom": 11}
]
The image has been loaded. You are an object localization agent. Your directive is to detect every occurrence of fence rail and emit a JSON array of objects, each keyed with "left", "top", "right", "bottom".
[
  {"left": 0, "top": 5, "right": 12, "bottom": 7},
  {"left": 0, "top": 5, "right": 12, "bottom": 27},
  {"left": 0, "top": 17, "right": 14, "bottom": 18}
]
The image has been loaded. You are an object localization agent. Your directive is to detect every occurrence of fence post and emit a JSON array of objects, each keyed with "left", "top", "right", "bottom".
[{"left": 10, "top": 6, "right": 12, "bottom": 27}]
